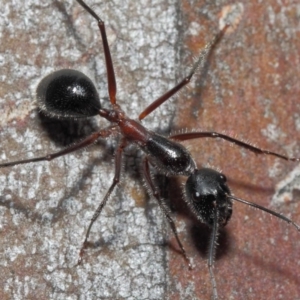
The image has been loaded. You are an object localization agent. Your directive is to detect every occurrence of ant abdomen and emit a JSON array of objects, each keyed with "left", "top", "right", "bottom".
[
  {"left": 37, "top": 69, "right": 101, "bottom": 119},
  {"left": 185, "top": 168, "right": 233, "bottom": 227}
]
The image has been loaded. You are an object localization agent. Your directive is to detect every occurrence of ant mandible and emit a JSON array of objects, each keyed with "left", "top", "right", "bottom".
[{"left": 0, "top": 1, "right": 299, "bottom": 299}]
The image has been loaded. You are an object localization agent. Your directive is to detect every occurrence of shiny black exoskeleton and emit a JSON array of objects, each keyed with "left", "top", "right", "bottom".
[
  {"left": 185, "top": 168, "right": 232, "bottom": 227},
  {"left": 37, "top": 69, "right": 101, "bottom": 118},
  {"left": 145, "top": 134, "right": 196, "bottom": 176}
]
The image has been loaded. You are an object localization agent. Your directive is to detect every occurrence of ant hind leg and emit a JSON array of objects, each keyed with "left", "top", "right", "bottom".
[
  {"left": 76, "top": 0, "right": 117, "bottom": 105},
  {"left": 143, "top": 157, "right": 192, "bottom": 269}
]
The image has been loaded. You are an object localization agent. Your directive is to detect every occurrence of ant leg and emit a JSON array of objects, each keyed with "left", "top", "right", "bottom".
[
  {"left": 0, "top": 125, "right": 118, "bottom": 168},
  {"left": 78, "top": 138, "right": 127, "bottom": 264},
  {"left": 76, "top": 0, "right": 117, "bottom": 104},
  {"left": 138, "top": 25, "right": 229, "bottom": 120},
  {"left": 208, "top": 209, "right": 219, "bottom": 300},
  {"left": 143, "top": 157, "right": 192, "bottom": 269},
  {"left": 170, "top": 131, "right": 299, "bottom": 162}
]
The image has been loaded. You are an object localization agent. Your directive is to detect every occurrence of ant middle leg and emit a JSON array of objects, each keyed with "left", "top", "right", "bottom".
[
  {"left": 143, "top": 157, "right": 192, "bottom": 269},
  {"left": 78, "top": 138, "right": 127, "bottom": 264},
  {"left": 170, "top": 131, "right": 300, "bottom": 162}
]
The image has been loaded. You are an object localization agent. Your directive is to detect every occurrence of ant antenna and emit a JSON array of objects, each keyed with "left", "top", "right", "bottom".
[{"left": 229, "top": 195, "right": 300, "bottom": 231}]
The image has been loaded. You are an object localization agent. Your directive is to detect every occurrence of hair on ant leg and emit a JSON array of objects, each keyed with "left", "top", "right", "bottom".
[{"left": 0, "top": 1, "right": 299, "bottom": 299}]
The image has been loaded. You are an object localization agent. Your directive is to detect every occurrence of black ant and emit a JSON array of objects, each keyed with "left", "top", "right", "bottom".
[{"left": 0, "top": 0, "right": 299, "bottom": 299}]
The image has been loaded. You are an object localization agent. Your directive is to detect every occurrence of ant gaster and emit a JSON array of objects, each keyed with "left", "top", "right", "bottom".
[{"left": 1, "top": 1, "right": 299, "bottom": 299}]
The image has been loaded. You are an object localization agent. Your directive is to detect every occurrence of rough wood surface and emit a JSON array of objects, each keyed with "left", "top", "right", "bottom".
[{"left": 0, "top": 0, "right": 299, "bottom": 299}]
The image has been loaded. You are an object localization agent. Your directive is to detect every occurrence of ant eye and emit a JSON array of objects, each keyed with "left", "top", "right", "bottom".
[
  {"left": 219, "top": 174, "right": 226, "bottom": 182},
  {"left": 193, "top": 191, "right": 202, "bottom": 201},
  {"left": 37, "top": 69, "right": 101, "bottom": 118}
]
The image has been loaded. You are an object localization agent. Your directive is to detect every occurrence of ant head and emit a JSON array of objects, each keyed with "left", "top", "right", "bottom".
[
  {"left": 185, "top": 168, "right": 233, "bottom": 227},
  {"left": 37, "top": 69, "right": 101, "bottom": 119}
]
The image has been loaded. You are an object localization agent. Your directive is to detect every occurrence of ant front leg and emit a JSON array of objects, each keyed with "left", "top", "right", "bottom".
[
  {"left": 171, "top": 131, "right": 300, "bottom": 162},
  {"left": 138, "top": 25, "right": 229, "bottom": 120},
  {"left": 143, "top": 157, "right": 192, "bottom": 269},
  {"left": 78, "top": 138, "right": 127, "bottom": 264}
]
